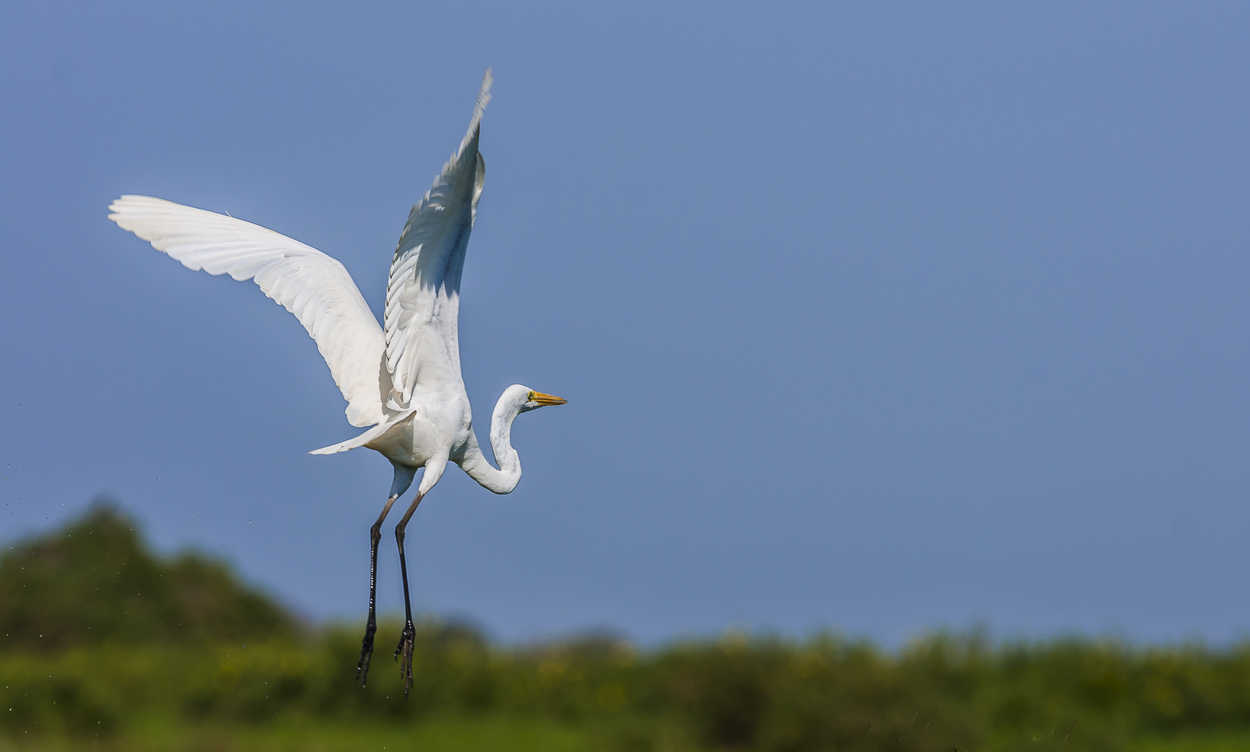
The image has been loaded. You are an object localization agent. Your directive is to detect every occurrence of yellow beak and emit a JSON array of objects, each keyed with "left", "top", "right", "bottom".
[{"left": 527, "top": 391, "right": 567, "bottom": 406}]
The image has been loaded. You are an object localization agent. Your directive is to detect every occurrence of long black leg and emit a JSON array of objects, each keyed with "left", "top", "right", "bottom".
[
  {"left": 393, "top": 491, "right": 425, "bottom": 698},
  {"left": 356, "top": 494, "right": 397, "bottom": 687}
]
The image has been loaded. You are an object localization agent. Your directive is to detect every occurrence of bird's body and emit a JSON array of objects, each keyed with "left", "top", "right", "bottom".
[{"left": 109, "top": 70, "right": 564, "bottom": 693}]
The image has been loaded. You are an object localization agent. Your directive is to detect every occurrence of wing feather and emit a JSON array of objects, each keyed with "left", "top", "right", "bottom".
[
  {"left": 108, "top": 195, "right": 389, "bottom": 428},
  {"left": 383, "top": 70, "right": 492, "bottom": 408}
]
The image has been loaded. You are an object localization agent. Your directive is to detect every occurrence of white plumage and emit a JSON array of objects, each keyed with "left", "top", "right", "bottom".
[
  {"left": 109, "top": 70, "right": 564, "bottom": 695},
  {"left": 108, "top": 195, "right": 390, "bottom": 428}
]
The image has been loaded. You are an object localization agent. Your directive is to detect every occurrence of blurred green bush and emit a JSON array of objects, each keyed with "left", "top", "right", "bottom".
[
  {"left": 4, "top": 504, "right": 1250, "bottom": 752},
  {"left": 0, "top": 500, "right": 299, "bottom": 650}
]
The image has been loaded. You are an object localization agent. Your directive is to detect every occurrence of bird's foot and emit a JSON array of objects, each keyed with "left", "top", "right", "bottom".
[
  {"left": 356, "top": 623, "right": 377, "bottom": 687},
  {"left": 394, "top": 620, "right": 416, "bottom": 698}
]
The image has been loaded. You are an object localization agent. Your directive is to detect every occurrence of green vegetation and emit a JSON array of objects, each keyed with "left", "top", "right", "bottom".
[
  {"left": 0, "top": 502, "right": 298, "bottom": 650},
  {"left": 2, "top": 504, "right": 1249, "bottom": 751}
]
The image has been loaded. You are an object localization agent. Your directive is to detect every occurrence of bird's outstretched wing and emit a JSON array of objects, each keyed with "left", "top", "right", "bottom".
[
  {"left": 384, "top": 70, "right": 491, "bottom": 409},
  {"left": 109, "top": 196, "right": 390, "bottom": 428}
]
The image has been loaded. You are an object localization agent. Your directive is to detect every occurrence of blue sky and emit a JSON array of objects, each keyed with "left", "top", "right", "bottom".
[{"left": 2, "top": 2, "right": 1249, "bottom": 646}]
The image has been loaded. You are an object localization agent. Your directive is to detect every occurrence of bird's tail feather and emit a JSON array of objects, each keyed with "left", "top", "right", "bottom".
[{"left": 309, "top": 410, "right": 414, "bottom": 455}]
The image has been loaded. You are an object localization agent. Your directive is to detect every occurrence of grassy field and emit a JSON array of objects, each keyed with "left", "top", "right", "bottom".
[
  {"left": 1132, "top": 732, "right": 1250, "bottom": 752},
  {"left": 6, "top": 630, "right": 1250, "bottom": 752},
  {"left": 0, "top": 715, "right": 619, "bottom": 752},
  {"left": 4, "top": 716, "right": 1250, "bottom": 752},
  {"left": 6, "top": 505, "right": 1250, "bottom": 752}
]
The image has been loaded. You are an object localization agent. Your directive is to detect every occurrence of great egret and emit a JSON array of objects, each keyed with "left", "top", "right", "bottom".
[{"left": 108, "top": 70, "right": 565, "bottom": 695}]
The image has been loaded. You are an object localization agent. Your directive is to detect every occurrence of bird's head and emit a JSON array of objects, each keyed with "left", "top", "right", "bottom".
[
  {"left": 501, "top": 383, "right": 567, "bottom": 414},
  {"left": 522, "top": 387, "right": 567, "bottom": 413}
]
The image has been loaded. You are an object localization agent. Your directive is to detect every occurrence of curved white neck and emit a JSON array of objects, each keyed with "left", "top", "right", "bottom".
[{"left": 459, "top": 391, "right": 524, "bottom": 494}]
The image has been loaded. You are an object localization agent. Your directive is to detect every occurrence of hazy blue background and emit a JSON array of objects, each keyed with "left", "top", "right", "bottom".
[{"left": 2, "top": 3, "right": 1248, "bottom": 646}]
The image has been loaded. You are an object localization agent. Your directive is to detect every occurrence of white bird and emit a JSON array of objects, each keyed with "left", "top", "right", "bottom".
[{"left": 108, "top": 70, "right": 565, "bottom": 694}]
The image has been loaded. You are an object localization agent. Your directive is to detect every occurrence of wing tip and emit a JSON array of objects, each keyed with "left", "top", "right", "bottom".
[
  {"left": 107, "top": 194, "right": 138, "bottom": 220},
  {"left": 108, "top": 195, "right": 170, "bottom": 225},
  {"left": 478, "top": 67, "right": 493, "bottom": 111},
  {"left": 458, "top": 68, "right": 493, "bottom": 155}
]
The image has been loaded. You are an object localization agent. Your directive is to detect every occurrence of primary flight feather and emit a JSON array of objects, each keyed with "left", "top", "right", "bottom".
[{"left": 108, "top": 70, "right": 565, "bottom": 695}]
